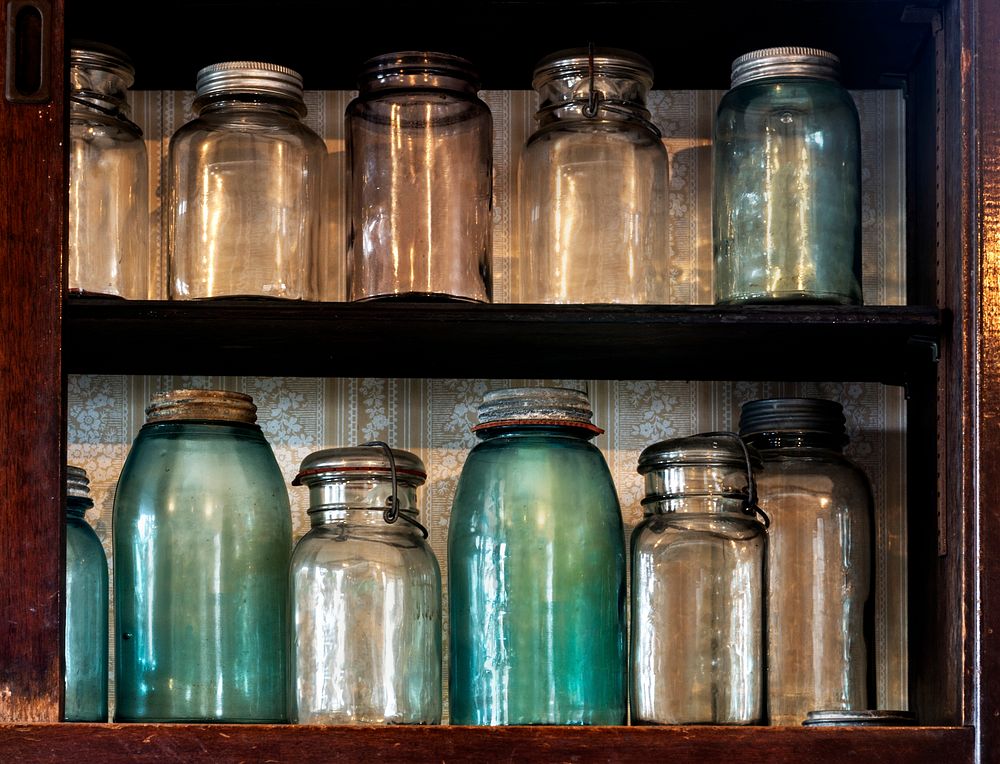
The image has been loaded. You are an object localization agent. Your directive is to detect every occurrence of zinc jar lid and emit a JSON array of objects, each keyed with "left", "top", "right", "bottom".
[
  {"left": 730, "top": 46, "right": 841, "bottom": 88},
  {"left": 145, "top": 389, "right": 257, "bottom": 424},
  {"left": 292, "top": 446, "right": 427, "bottom": 487},
  {"left": 738, "top": 397, "right": 848, "bottom": 444},
  {"left": 195, "top": 60, "right": 306, "bottom": 112},
  {"left": 473, "top": 386, "right": 603, "bottom": 434},
  {"left": 802, "top": 710, "right": 916, "bottom": 727},
  {"left": 531, "top": 46, "right": 654, "bottom": 90}
]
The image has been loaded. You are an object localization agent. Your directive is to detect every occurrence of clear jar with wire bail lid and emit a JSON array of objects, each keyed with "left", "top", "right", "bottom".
[
  {"left": 167, "top": 60, "right": 326, "bottom": 299},
  {"left": 515, "top": 46, "right": 669, "bottom": 304},
  {"left": 288, "top": 443, "right": 442, "bottom": 725},
  {"left": 633, "top": 433, "right": 767, "bottom": 725}
]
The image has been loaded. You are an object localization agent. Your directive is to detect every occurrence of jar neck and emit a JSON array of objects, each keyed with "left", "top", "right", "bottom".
[
  {"left": 743, "top": 431, "right": 846, "bottom": 452},
  {"left": 645, "top": 495, "right": 755, "bottom": 519},
  {"left": 534, "top": 69, "right": 657, "bottom": 135},
  {"left": 475, "top": 423, "right": 599, "bottom": 442},
  {"left": 66, "top": 496, "right": 93, "bottom": 519},
  {"left": 308, "top": 507, "right": 421, "bottom": 529},
  {"left": 357, "top": 52, "right": 480, "bottom": 97},
  {"left": 195, "top": 94, "right": 306, "bottom": 119}
]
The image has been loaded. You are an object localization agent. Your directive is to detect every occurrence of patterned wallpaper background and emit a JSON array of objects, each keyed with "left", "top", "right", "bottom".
[{"left": 68, "top": 87, "right": 908, "bottom": 718}]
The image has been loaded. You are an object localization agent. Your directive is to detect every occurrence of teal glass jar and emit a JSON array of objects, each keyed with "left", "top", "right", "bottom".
[
  {"left": 713, "top": 47, "right": 862, "bottom": 305},
  {"left": 64, "top": 465, "right": 108, "bottom": 722},
  {"left": 112, "top": 389, "right": 292, "bottom": 722},
  {"left": 289, "top": 444, "right": 442, "bottom": 724},
  {"left": 448, "top": 387, "right": 627, "bottom": 725}
]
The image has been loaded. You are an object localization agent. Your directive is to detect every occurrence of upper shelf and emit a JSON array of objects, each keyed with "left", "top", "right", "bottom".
[
  {"left": 65, "top": 0, "right": 939, "bottom": 90},
  {"left": 63, "top": 299, "right": 944, "bottom": 384}
]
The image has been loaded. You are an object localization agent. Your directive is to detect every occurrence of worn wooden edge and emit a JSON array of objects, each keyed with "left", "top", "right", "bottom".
[{"left": 0, "top": 724, "right": 976, "bottom": 763}]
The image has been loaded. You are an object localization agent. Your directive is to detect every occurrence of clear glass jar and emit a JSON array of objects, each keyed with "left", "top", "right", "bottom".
[
  {"left": 632, "top": 433, "right": 766, "bottom": 725},
  {"left": 289, "top": 444, "right": 442, "bottom": 724},
  {"left": 64, "top": 465, "right": 108, "bottom": 722},
  {"left": 167, "top": 61, "right": 326, "bottom": 299},
  {"left": 516, "top": 47, "right": 669, "bottom": 304},
  {"left": 448, "top": 387, "right": 627, "bottom": 725},
  {"left": 346, "top": 51, "right": 492, "bottom": 302},
  {"left": 739, "top": 397, "right": 873, "bottom": 725},
  {"left": 112, "top": 389, "right": 292, "bottom": 722},
  {"left": 68, "top": 41, "right": 150, "bottom": 298},
  {"left": 713, "top": 47, "right": 863, "bottom": 305}
]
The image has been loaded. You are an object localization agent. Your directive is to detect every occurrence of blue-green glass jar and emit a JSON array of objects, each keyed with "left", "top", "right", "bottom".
[
  {"left": 448, "top": 387, "right": 627, "bottom": 725},
  {"left": 713, "top": 47, "right": 862, "bottom": 305},
  {"left": 112, "top": 389, "right": 292, "bottom": 722},
  {"left": 64, "top": 465, "right": 108, "bottom": 722}
]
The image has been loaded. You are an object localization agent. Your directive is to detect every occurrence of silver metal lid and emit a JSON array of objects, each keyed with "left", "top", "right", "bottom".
[
  {"left": 195, "top": 61, "right": 306, "bottom": 112},
  {"left": 145, "top": 389, "right": 257, "bottom": 424},
  {"left": 66, "top": 465, "right": 92, "bottom": 500},
  {"left": 802, "top": 709, "right": 916, "bottom": 727},
  {"left": 731, "top": 47, "right": 841, "bottom": 88},
  {"left": 475, "top": 386, "right": 596, "bottom": 429},
  {"left": 738, "top": 397, "right": 848, "bottom": 444}
]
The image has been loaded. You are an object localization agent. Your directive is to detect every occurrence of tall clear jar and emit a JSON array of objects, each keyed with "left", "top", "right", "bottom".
[
  {"left": 632, "top": 433, "right": 766, "bottom": 725},
  {"left": 64, "top": 465, "right": 108, "bottom": 722},
  {"left": 289, "top": 444, "right": 442, "bottom": 724},
  {"left": 739, "top": 397, "right": 873, "bottom": 725},
  {"left": 346, "top": 51, "right": 492, "bottom": 302},
  {"left": 167, "top": 61, "right": 326, "bottom": 299},
  {"left": 515, "top": 47, "right": 669, "bottom": 304},
  {"left": 68, "top": 41, "right": 149, "bottom": 298},
  {"left": 448, "top": 387, "right": 627, "bottom": 725},
  {"left": 713, "top": 47, "right": 862, "bottom": 304},
  {"left": 112, "top": 389, "right": 292, "bottom": 722}
]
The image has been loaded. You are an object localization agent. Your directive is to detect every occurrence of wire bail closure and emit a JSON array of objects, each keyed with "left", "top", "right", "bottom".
[
  {"left": 583, "top": 41, "right": 600, "bottom": 118},
  {"left": 703, "top": 431, "right": 770, "bottom": 528},
  {"left": 362, "top": 440, "right": 429, "bottom": 538}
]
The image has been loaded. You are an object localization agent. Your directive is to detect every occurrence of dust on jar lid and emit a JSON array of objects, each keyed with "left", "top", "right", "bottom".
[
  {"left": 144, "top": 389, "right": 257, "bottom": 424},
  {"left": 473, "top": 386, "right": 603, "bottom": 434},
  {"left": 730, "top": 46, "right": 841, "bottom": 88}
]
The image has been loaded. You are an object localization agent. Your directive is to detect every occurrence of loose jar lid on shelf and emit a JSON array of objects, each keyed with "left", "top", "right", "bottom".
[
  {"left": 195, "top": 61, "right": 306, "bottom": 111},
  {"left": 802, "top": 709, "right": 916, "bottom": 727},
  {"left": 738, "top": 397, "right": 848, "bottom": 444},
  {"left": 473, "top": 386, "right": 602, "bottom": 433},
  {"left": 730, "top": 46, "right": 841, "bottom": 88},
  {"left": 144, "top": 389, "right": 257, "bottom": 424}
]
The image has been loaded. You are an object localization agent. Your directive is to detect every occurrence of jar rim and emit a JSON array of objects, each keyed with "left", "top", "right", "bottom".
[
  {"left": 532, "top": 46, "right": 654, "bottom": 89},
  {"left": 357, "top": 50, "right": 481, "bottom": 91},
  {"left": 145, "top": 389, "right": 257, "bottom": 424}
]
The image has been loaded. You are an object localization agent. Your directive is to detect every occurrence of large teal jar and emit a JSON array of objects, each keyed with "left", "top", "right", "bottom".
[
  {"left": 112, "top": 389, "right": 292, "bottom": 722},
  {"left": 64, "top": 465, "right": 108, "bottom": 721},
  {"left": 448, "top": 387, "right": 627, "bottom": 725}
]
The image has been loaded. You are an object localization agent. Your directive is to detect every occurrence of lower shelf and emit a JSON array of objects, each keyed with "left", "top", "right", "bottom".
[{"left": 0, "top": 723, "right": 974, "bottom": 762}]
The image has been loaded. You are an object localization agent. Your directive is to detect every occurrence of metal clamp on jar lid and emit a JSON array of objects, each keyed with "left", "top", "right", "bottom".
[
  {"left": 293, "top": 442, "right": 429, "bottom": 538},
  {"left": 145, "top": 389, "right": 258, "bottom": 424},
  {"left": 731, "top": 46, "right": 841, "bottom": 88},
  {"left": 638, "top": 432, "right": 767, "bottom": 525},
  {"left": 70, "top": 41, "right": 137, "bottom": 120},
  {"left": 194, "top": 61, "right": 308, "bottom": 115},
  {"left": 473, "top": 386, "right": 604, "bottom": 435}
]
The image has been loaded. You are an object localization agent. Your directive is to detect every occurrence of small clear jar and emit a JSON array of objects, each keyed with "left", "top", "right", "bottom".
[
  {"left": 112, "top": 389, "right": 292, "bottom": 722},
  {"left": 632, "top": 433, "right": 766, "bottom": 725},
  {"left": 64, "top": 465, "right": 108, "bottom": 722},
  {"left": 739, "top": 397, "right": 873, "bottom": 725},
  {"left": 167, "top": 61, "right": 326, "bottom": 299},
  {"left": 289, "top": 444, "right": 442, "bottom": 725},
  {"left": 68, "top": 41, "right": 150, "bottom": 298},
  {"left": 713, "top": 47, "right": 863, "bottom": 304},
  {"left": 516, "top": 47, "right": 669, "bottom": 304},
  {"left": 448, "top": 387, "right": 627, "bottom": 725},
  {"left": 346, "top": 51, "right": 493, "bottom": 302}
]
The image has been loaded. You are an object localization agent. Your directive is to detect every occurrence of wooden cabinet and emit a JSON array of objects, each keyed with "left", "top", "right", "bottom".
[{"left": 0, "top": 0, "right": 994, "bottom": 759}]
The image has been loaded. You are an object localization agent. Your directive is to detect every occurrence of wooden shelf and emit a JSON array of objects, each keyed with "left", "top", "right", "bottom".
[
  {"left": 63, "top": 299, "right": 944, "bottom": 383},
  {"left": 0, "top": 723, "right": 974, "bottom": 762}
]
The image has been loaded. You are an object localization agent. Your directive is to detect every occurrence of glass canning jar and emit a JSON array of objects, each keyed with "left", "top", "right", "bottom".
[
  {"left": 632, "top": 433, "right": 766, "bottom": 725},
  {"left": 288, "top": 444, "right": 442, "bottom": 724},
  {"left": 167, "top": 61, "right": 326, "bottom": 299},
  {"left": 346, "top": 51, "right": 493, "bottom": 302},
  {"left": 739, "top": 397, "right": 873, "bottom": 725},
  {"left": 713, "top": 47, "right": 862, "bottom": 304},
  {"left": 447, "top": 387, "right": 627, "bottom": 725},
  {"left": 64, "top": 465, "right": 109, "bottom": 722},
  {"left": 68, "top": 41, "right": 150, "bottom": 298},
  {"left": 112, "top": 389, "right": 292, "bottom": 722},
  {"left": 516, "top": 46, "right": 669, "bottom": 304}
]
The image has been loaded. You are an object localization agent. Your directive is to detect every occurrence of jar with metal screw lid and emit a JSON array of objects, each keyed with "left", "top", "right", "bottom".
[
  {"left": 288, "top": 443, "right": 442, "bottom": 724},
  {"left": 64, "top": 465, "right": 108, "bottom": 722},
  {"left": 632, "top": 432, "right": 767, "bottom": 725},
  {"left": 167, "top": 61, "right": 326, "bottom": 299},
  {"left": 448, "top": 386, "right": 627, "bottom": 725},
  {"left": 516, "top": 46, "right": 669, "bottom": 304},
  {"left": 345, "top": 51, "right": 493, "bottom": 302},
  {"left": 69, "top": 41, "right": 150, "bottom": 298},
  {"left": 739, "top": 397, "right": 873, "bottom": 725},
  {"left": 112, "top": 389, "right": 292, "bottom": 722},
  {"left": 713, "top": 47, "right": 862, "bottom": 305}
]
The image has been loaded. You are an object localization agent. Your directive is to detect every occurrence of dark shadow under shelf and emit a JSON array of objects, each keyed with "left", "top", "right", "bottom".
[{"left": 63, "top": 299, "right": 945, "bottom": 384}]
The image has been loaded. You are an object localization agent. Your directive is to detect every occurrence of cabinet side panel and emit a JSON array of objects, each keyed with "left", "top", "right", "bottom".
[{"left": 0, "top": 0, "right": 65, "bottom": 721}]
